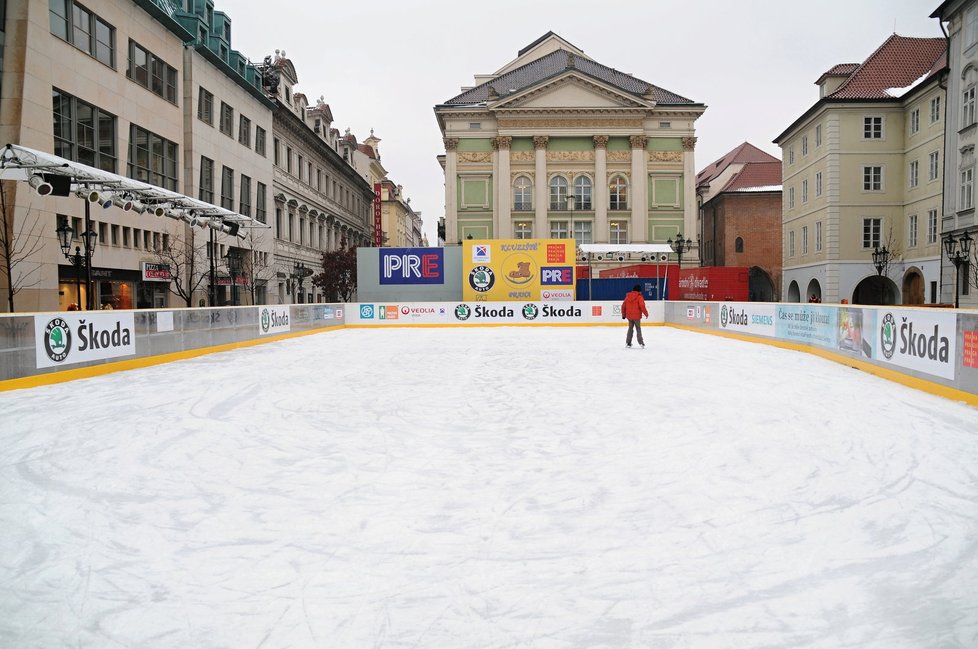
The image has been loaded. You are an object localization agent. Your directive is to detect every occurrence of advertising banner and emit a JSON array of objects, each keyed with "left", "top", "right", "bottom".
[
  {"left": 141, "top": 262, "right": 172, "bottom": 282},
  {"left": 875, "top": 308, "right": 957, "bottom": 380},
  {"left": 776, "top": 304, "right": 837, "bottom": 348},
  {"left": 34, "top": 311, "right": 137, "bottom": 369},
  {"left": 462, "top": 239, "right": 576, "bottom": 302},
  {"left": 258, "top": 306, "right": 291, "bottom": 336},
  {"left": 350, "top": 301, "right": 655, "bottom": 326},
  {"left": 836, "top": 307, "right": 875, "bottom": 359},
  {"left": 379, "top": 248, "right": 444, "bottom": 285},
  {"left": 717, "top": 303, "right": 776, "bottom": 337},
  {"left": 373, "top": 183, "right": 383, "bottom": 246}
]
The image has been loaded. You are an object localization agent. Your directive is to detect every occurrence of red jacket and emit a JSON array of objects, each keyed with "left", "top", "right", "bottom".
[{"left": 622, "top": 290, "right": 648, "bottom": 320}]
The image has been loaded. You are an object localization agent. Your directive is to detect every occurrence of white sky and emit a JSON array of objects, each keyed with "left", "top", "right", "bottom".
[
  {"left": 2, "top": 326, "right": 976, "bottom": 645},
  {"left": 227, "top": 0, "right": 943, "bottom": 245}
]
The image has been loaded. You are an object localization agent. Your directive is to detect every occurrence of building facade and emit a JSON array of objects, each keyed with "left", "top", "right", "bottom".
[
  {"left": 434, "top": 32, "right": 705, "bottom": 265},
  {"left": 696, "top": 143, "right": 783, "bottom": 301},
  {"left": 932, "top": 1, "right": 978, "bottom": 307},
  {"left": 775, "top": 35, "right": 947, "bottom": 305}
]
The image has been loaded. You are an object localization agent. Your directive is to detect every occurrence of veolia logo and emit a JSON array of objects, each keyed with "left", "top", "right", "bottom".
[{"left": 43, "top": 318, "right": 72, "bottom": 362}]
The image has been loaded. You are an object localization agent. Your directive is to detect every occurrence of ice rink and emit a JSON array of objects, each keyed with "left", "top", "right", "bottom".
[{"left": 1, "top": 325, "right": 977, "bottom": 648}]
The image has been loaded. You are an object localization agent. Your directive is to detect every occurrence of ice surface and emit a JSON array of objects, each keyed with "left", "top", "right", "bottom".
[{"left": 1, "top": 326, "right": 977, "bottom": 648}]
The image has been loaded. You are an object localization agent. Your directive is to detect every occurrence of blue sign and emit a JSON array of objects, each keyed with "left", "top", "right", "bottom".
[{"left": 379, "top": 248, "right": 445, "bottom": 285}]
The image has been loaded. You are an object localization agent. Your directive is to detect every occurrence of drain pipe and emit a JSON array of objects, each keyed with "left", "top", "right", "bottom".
[{"left": 937, "top": 14, "right": 950, "bottom": 304}]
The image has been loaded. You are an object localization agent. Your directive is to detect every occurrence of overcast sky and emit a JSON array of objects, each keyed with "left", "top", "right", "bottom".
[{"left": 228, "top": 0, "right": 942, "bottom": 245}]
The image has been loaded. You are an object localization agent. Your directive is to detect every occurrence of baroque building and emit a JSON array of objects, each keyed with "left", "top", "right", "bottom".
[
  {"left": 775, "top": 35, "right": 947, "bottom": 305},
  {"left": 434, "top": 32, "right": 704, "bottom": 259}
]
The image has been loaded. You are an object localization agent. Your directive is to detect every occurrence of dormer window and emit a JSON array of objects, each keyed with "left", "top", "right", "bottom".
[{"left": 285, "top": 86, "right": 291, "bottom": 103}]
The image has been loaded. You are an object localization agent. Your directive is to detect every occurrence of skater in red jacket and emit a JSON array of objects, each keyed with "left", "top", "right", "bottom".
[{"left": 621, "top": 284, "right": 648, "bottom": 348}]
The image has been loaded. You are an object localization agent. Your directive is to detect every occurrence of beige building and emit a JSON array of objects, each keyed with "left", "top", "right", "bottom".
[
  {"left": 775, "top": 35, "right": 947, "bottom": 304},
  {"left": 434, "top": 32, "right": 704, "bottom": 261}
]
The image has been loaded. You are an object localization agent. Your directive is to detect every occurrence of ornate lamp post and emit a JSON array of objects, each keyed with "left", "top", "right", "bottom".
[
  {"left": 55, "top": 220, "right": 97, "bottom": 310},
  {"left": 943, "top": 231, "right": 973, "bottom": 308},
  {"left": 566, "top": 193, "right": 576, "bottom": 250},
  {"left": 871, "top": 245, "right": 890, "bottom": 305},
  {"left": 668, "top": 233, "right": 693, "bottom": 268},
  {"left": 225, "top": 250, "right": 242, "bottom": 306},
  {"left": 292, "top": 261, "right": 309, "bottom": 304}
]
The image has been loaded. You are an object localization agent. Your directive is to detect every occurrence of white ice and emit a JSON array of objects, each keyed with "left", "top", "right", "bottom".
[{"left": 1, "top": 326, "right": 977, "bottom": 648}]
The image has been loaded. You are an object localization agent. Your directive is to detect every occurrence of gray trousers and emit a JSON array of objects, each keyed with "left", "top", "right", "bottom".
[{"left": 626, "top": 319, "right": 644, "bottom": 346}]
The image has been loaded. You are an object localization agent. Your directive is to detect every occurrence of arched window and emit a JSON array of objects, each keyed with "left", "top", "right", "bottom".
[
  {"left": 513, "top": 176, "right": 532, "bottom": 211},
  {"left": 549, "top": 175, "right": 569, "bottom": 210},
  {"left": 574, "top": 176, "right": 592, "bottom": 210},
  {"left": 609, "top": 176, "right": 628, "bottom": 210},
  {"left": 735, "top": 237, "right": 744, "bottom": 253}
]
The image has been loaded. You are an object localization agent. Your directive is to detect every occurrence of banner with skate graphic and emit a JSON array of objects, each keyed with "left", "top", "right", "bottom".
[{"left": 462, "top": 239, "right": 576, "bottom": 302}]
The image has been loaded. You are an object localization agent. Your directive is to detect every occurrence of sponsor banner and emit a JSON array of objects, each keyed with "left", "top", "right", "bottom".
[
  {"left": 34, "top": 311, "right": 136, "bottom": 369},
  {"left": 258, "top": 306, "right": 291, "bottom": 336},
  {"left": 373, "top": 183, "right": 383, "bottom": 246},
  {"left": 836, "top": 307, "right": 875, "bottom": 359},
  {"left": 348, "top": 301, "right": 657, "bottom": 325},
  {"left": 141, "top": 262, "right": 172, "bottom": 282},
  {"left": 876, "top": 308, "right": 956, "bottom": 380},
  {"left": 379, "top": 248, "right": 444, "bottom": 285},
  {"left": 717, "top": 303, "right": 776, "bottom": 337},
  {"left": 462, "top": 239, "right": 576, "bottom": 302},
  {"left": 775, "top": 304, "right": 837, "bottom": 348}
]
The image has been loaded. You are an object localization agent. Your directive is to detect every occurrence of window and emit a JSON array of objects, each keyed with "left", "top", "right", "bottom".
[
  {"left": 574, "top": 176, "right": 592, "bottom": 210},
  {"left": 788, "top": 186, "right": 795, "bottom": 208},
  {"left": 910, "top": 108, "right": 919, "bottom": 135},
  {"left": 788, "top": 230, "right": 795, "bottom": 257},
  {"left": 802, "top": 226, "right": 809, "bottom": 255},
  {"left": 50, "top": 1, "right": 115, "bottom": 66},
  {"left": 802, "top": 179, "right": 808, "bottom": 203},
  {"left": 961, "top": 168, "right": 974, "bottom": 210},
  {"left": 221, "top": 166, "right": 234, "bottom": 210},
  {"left": 256, "top": 182, "right": 267, "bottom": 223},
  {"left": 967, "top": 5, "right": 978, "bottom": 47},
  {"left": 863, "top": 166, "right": 882, "bottom": 191},
  {"left": 609, "top": 176, "right": 627, "bottom": 210},
  {"left": 199, "top": 156, "right": 214, "bottom": 203},
  {"left": 927, "top": 209, "right": 938, "bottom": 244},
  {"left": 122, "top": 227, "right": 130, "bottom": 247},
  {"left": 52, "top": 89, "right": 117, "bottom": 172},
  {"left": 815, "top": 221, "right": 822, "bottom": 252},
  {"left": 930, "top": 96, "right": 941, "bottom": 123},
  {"left": 801, "top": 135, "right": 808, "bottom": 156},
  {"left": 963, "top": 86, "right": 976, "bottom": 127},
  {"left": 197, "top": 87, "right": 213, "bottom": 124},
  {"left": 255, "top": 126, "right": 266, "bottom": 156},
  {"left": 908, "top": 214, "right": 918, "bottom": 248},
  {"left": 549, "top": 176, "right": 568, "bottom": 210},
  {"left": 863, "top": 218, "right": 882, "bottom": 248},
  {"left": 550, "top": 221, "right": 568, "bottom": 239},
  {"left": 239, "top": 175, "right": 251, "bottom": 217},
  {"left": 275, "top": 208, "right": 282, "bottom": 238},
  {"left": 297, "top": 154, "right": 304, "bottom": 181},
  {"left": 815, "top": 171, "right": 823, "bottom": 197},
  {"left": 273, "top": 137, "right": 280, "bottom": 165},
  {"left": 574, "top": 221, "right": 593, "bottom": 245},
  {"left": 788, "top": 146, "right": 795, "bottom": 164},
  {"left": 815, "top": 124, "right": 822, "bottom": 147},
  {"left": 219, "top": 102, "right": 233, "bottom": 137},
  {"left": 929, "top": 151, "right": 940, "bottom": 181},
  {"left": 128, "top": 125, "right": 178, "bottom": 190},
  {"left": 127, "top": 41, "right": 176, "bottom": 102},
  {"left": 864, "top": 116, "right": 883, "bottom": 139},
  {"left": 238, "top": 115, "right": 250, "bottom": 147},
  {"left": 733, "top": 236, "right": 743, "bottom": 253},
  {"left": 909, "top": 160, "right": 919, "bottom": 188},
  {"left": 607, "top": 221, "right": 627, "bottom": 245},
  {"left": 286, "top": 146, "right": 292, "bottom": 174},
  {"left": 515, "top": 222, "right": 532, "bottom": 239},
  {"left": 513, "top": 176, "right": 532, "bottom": 210}
]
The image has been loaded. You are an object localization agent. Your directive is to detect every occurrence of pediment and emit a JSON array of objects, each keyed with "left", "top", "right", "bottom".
[{"left": 493, "top": 74, "right": 650, "bottom": 111}]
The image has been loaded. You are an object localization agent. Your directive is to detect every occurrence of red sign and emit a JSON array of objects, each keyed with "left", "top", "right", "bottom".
[
  {"left": 964, "top": 331, "right": 978, "bottom": 369},
  {"left": 373, "top": 183, "right": 383, "bottom": 246},
  {"left": 546, "top": 244, "right": 565, "bottom": 263}
]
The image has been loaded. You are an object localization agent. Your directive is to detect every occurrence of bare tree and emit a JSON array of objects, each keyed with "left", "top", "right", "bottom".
[
  {"left": 154, "top": 225, "right": 210, "bottom": 307},
  {"left": 237, "top": 227, "right": 276, "bottom": 305},
  {"left": 0, "top": 181, "right": 45, "bottom": 312}
]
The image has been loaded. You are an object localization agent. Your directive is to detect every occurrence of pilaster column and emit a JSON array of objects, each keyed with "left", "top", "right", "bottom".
[
  {"left": 534, "top": 135, "right": 549, "bottom": 239},
  {"left": 444, "top": 137, "right": 459, "bottom": 243},
  {"left": 630, "top": 135, "right": 648, "bottom": 243},
  {"left": 593, "top": 135, "right": 608, "bottom": 243},
  {"left": 495, "top": 136, "right": 512, "bottom": 239},
  {"left": 682, "top": 136, "right": 700, "bottom": 263}
]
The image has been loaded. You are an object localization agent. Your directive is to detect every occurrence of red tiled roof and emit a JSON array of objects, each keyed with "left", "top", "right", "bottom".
[
  {"left": 696, "top": 142, "right": 779, "bottom": 186},
  {"left": 358, "top": 144, "right": 377, "bottom": 159},
  {"left": 828, "top": 35, "right": 945, "bottom": 100},
  {"left": 720, "top": 161, "right": 783, "bottom": 193}
]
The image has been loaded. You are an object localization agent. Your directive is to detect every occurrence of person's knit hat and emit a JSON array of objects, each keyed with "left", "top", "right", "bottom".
[{"left": 633, "top": 284, "right": 641, "bottom": 292}]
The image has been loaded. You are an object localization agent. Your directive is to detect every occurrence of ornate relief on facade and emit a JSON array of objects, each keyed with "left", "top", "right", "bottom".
[
  {"left": 629, "top": 135, "right": 647, "bottom": 149},
  {"left": 649, "top": 151, "right": 683, "bottom": 162},
  {"left": 510, "top": 151, "right": 535, "bottom": 162},
  {"left": 593, "top": 135, "right": 609, "bottom": 149},
  {"left": 682, "top": 136, "right": 697, "bottom": 151},
  {"left": 444, "top": 137, "right": 459, "bottom": 151},
  {"left": 494, "top": 136, "right": 512, "bottom": 150},
  {"left": 501, "top": 118, "right": 644, "bottom": 129},
  {"left": 511, "top": 171, "right": 534, "bottom": 181},
  {"left": 546, "top": 150, "right": 594, "bottom": 162},
  {"left": 606, "top": 151, "right": 631, "bottom": 162},
  {"left": 458, "top": 152, "right": 493, "bottom": 163},
  {"left": 533, "top": 135, "right": 550, "bottom": 149}
]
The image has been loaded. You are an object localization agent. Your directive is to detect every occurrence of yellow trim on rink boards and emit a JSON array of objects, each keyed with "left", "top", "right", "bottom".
[
  {"left": 0, "top": 325, "right": 345, "bottom": 393},
  {"left": 668, "top": 323, "right": 978, "bottom": 409}
]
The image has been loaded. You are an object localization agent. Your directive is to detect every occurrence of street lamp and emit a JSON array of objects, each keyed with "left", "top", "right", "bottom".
[
  {"left": 292, "top": 261, "right": 309, "bottom": 304},
  {"left": 668, "top": 233, "right": 693, "bottom": 268},
  {"left": 943, "top": 231, "right": 973, "bottom": 308},
  {"left": 225, "top": 250, "right": 242, "bottom": 306},
  {"left": 871, "top": 245, "right": 890, "bottom": 305},
  {"left": 566, "top": 193, "right": 576, "bottom": 250},
  {"left": 55, "top": 220, "right": 97, "bottom": 310}
]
